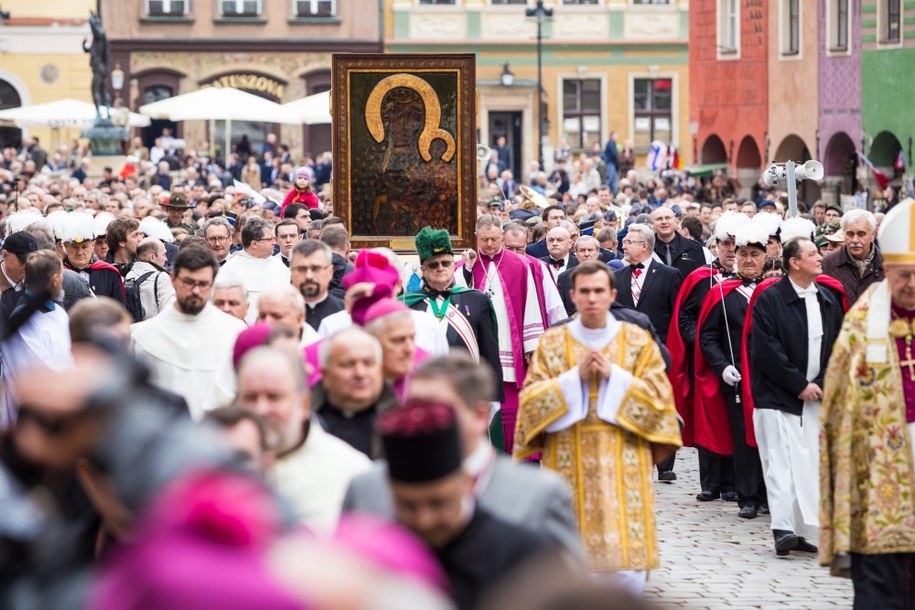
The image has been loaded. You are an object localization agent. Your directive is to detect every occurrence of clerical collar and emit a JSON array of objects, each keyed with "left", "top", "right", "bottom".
[
  {"left": 480, "top": 249, "right": 503, "bottom": 263},
  {"left": 305, "top": 293, "right": 329, "bottom": 309},
  {"left": 570, "top": 311, "right": 622, "bottom": 349}
]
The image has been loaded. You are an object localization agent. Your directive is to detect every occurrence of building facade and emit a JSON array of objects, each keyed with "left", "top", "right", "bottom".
[
  {"left": 103, "top": 0, "right": 382, "bottom": 159},
  {"left": 385, "top": 0, "right": 690, "bottom": 179},
  {"left": 689, "top": 0, "right": 769, "bottom": 199},
  {"left": 819, "top": 0, "right": 862, "bottom": 202},
  {"left": 860, "top": 0, "right": 915, "bottom": 188},
  {"left": 0, "top": 0, "right": 96, "bottom": 150}
]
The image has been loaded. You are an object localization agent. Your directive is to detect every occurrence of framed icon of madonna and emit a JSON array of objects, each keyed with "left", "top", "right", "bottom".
[{"left": 332, "top": 53, "right": 477, "bottom": 251}]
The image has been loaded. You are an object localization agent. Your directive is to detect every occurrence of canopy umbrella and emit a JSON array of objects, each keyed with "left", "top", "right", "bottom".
[
  {"left": 0, "top": 98, "right": 151, "bottom": 128},
  {"left": 139, "top": 88, "right": 301, "bottom": 161},
  {"left": 280, "top": 90, "right": 331, "bottom": 125}
]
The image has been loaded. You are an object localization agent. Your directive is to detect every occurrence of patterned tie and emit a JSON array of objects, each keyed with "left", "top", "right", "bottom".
[
  {"left": 631, "top": 264, "right": 644, "bottom": 305},
  {"left": 550, "top": 258, "right": 563, "bottom": 269}
]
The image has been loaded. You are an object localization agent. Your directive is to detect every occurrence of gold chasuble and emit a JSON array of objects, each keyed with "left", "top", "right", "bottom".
[{"left": 514, "top": 320, "right": 681, "bottom": 572}]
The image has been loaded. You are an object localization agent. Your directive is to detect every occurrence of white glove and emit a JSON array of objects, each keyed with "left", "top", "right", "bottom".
[{"left": 722, "top": 365, "right": 742, "bottom": 386}]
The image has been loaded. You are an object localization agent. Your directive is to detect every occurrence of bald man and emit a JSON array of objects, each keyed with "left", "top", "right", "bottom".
[
  {"left": 256, "top": 286, "right": 319, "bottom": 347},
  {"left": 539, "top": 226, "right": 578, "bottom": 281},
  {"left": 235, "top": 346, "right": 370, "bottom": 531}
]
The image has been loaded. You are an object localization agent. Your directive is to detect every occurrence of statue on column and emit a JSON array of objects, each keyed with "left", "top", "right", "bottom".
[{"left": 83, "top": 11, "right": 111, "bottom": 121}]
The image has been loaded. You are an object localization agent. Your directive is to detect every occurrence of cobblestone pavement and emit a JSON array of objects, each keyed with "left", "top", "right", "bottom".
[{"left": 644, "top": 447, "right": 854, "bottom": 609}]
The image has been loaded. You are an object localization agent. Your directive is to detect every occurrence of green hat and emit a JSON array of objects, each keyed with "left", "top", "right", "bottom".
[
  {"left": 415, "top": 227, "right": 452, "bottom": 263},
  {"left": 826, "top": 203, "right": 843, "bottom": 216}
]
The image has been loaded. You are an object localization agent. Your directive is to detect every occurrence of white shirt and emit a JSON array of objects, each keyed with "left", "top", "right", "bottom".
[{"left": 216, "top": 250, "right": 291, "bottom": 325}]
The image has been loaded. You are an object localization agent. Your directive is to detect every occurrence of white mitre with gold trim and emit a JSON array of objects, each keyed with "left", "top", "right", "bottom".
[
  {"left": 865, "top": 198, "right": 915, "bottom": 363},
  {"left": 879, "top": 198, "right": 915, "bottom": 264}
]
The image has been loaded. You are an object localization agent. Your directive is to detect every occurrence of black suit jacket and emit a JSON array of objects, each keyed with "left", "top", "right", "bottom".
[
  {"left": 406, "top": 289, "right": 504, "bottom": 401},
  {"left": 554, "top": 258, "right": 583, "bottom": 316},
  {"left": 525, "top": 239, "right": 548, "bottom": 259},
  {"left": 437, "top": 508, "right": 551, "bottom": 610},
  {"left": 614, "top": 261, "right": 682, "bottom": 343},
  {"left": 654, "top": 233, "right": 705, "bottom": 279},
  {"left": 539, "top": 254, "right": 578, "bottom": 284},
  {"left": 749, "top": 277, "right": 845, "bottom": 416}
]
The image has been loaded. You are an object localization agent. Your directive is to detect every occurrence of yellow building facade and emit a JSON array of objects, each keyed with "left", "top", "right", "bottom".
[
  {"left": 384, "top": 0, "right": 690, "bottom": 178},
  {"left": 0, "top": 0, "right": 96, "bottom": 150}
]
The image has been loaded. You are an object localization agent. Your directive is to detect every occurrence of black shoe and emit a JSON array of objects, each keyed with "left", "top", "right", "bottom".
[
  {"left": 794, "top": 538, "right": 818, "bottom": 553},
  {"left": 658, "top": 470, "right": 677, "bottom": 482},
  {"left": 773, "top": 530, "right": 798, "bottom": 556},
  {"left": 721, "top": 491, "right": 740, "bottom": 502},
  {"left": 759, "top": 505, "right": 770, "bottom": 515},
  {"left": 738, "top": 505, "right": 759, "bottom": 519},
  {"left": 696, "top": 490, "right": 719, "bottom": 501}
]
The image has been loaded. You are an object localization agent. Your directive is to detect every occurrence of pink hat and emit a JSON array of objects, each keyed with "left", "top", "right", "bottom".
[
  {"left": 294, "top": 166, "right": 311, "bottom": 180},
  {"left": 232, "top": 323, "right": 273, "bottom": 369},
  {"left": 342, "top": 250, "right": 400, "bottom": 293},
  {"left": 90, "top": 470, "right": 302, "bottom": 610},
  {"left": 354, "top": 297, "right": 409, "bottom": 327},
  {"left": 333, "top": 514, "right": 448, "bottom": 593}
]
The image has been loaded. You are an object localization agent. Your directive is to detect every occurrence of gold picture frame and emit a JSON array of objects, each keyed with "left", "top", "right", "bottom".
[{"left": 332, "top": 53, "right": 477, "bottom": 251}]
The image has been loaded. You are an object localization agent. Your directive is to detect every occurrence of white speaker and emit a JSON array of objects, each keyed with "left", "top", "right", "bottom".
[{"left": 795, "top": 160, "right": 824, "bottom": 181}]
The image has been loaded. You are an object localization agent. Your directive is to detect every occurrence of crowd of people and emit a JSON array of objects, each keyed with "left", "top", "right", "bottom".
[{"left": 0, "top": 129, "right": 913, "bottom": 610}]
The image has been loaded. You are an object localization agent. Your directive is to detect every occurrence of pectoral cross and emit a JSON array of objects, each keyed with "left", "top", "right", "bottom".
[{"left": 902, "top": 337, "right": 915, "bottom": 382}]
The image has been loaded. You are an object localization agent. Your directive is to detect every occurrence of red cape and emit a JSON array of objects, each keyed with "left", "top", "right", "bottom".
[
  {"left": 740, "top": 275, "right": 848, "bottom": 447},
  {"left": 693, "top": 278, "right": 743, "bottom": 456},
  {"left": 667, "top": 266, "right": 718, "bottom": 447}
]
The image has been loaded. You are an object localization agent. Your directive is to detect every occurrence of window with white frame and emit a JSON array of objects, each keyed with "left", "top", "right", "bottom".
[
  {"left": 294, "top": 0, "right": 335, "bottom": 16},
  {"left": 220, "top": 0, "right": 261, "bottom": 16},
  {"left": 718, "top": 0, "right": 739, "bottom": 54},
  {"left": 883, "top": 0, "right": 902, "bottom": 43},
  {"left": 633, "top": 78, "right": 672, "bottom": 150},
  {"left": 146, "top": 0, "right": 188, "bottom": 15},
  {"left": 562, "top": 78, "right": 602, "bottom": 150},
  {"left": 828, "top": 0, "right": 849, "bottom": 51},
  {"left": 781, "top": 0, "right": 800, "bottom": 55}
]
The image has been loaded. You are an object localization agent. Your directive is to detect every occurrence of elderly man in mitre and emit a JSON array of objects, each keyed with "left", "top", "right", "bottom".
[{"left": 821, "top": 197, "right": 915, "bottom": 608}]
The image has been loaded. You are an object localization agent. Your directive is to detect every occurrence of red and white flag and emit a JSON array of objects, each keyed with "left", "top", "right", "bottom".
[
  {"left": 858, "top": 152, "right": 890, "bottom": 190},
  {"left": 895, "top": 149, "right": 907, "bottom": 173}
]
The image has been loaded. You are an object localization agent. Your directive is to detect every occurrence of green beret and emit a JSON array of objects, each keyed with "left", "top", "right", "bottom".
[{"left": 415, "top": 226, "right": 453, "bottom": 263}]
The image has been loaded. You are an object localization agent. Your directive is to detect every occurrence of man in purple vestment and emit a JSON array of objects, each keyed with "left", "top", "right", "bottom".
[{"left": 459, "top": 215, "right": 547, "bottom": 453}]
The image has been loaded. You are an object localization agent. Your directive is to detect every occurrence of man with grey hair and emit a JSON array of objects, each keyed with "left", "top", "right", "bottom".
[
  {"left": 256, "top": 285, "right": 319, "bottom": 346},
  {"left": 235, "top": 345, "right": 371, "bottom": 530},
  {"left": 822, "top": 209, "right": 883, "bottom": 304},
  {"left": 312, "top": 327, "right": 397, "bottom": 458},
  {"left": 614, "top": 223, "right": 681, "bottom": 343},
  {"left": 557, "top": 235, "right": 601, "bottom": 316},
  {"left": 202, "top": 217, "right": 234, "bottom": 267},
  {"left": 215, "top": 216, "right": 290, "bottom": 324},
  {"left": 614, "top": 222, "right": 682, "bottom": 482},
  {"left": 540, "top": 226, "right": 577, "bottom": 281},
  {"left": 291, "top": 239, "right": 344, "bottom": 331},
  {"left": 212, "top": 279, "right": 249, "bottom": 322}
]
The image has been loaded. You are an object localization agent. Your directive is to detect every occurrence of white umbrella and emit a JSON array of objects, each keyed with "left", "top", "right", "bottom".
[
  {"left": 0, "top": 98, "right": 150, "bottom": 128},
  {"left": 139, "top": 87, "right": 301, "bottom": 160},
  {"left": 281, "top": 90, "right": 331, "bottom": 125}
]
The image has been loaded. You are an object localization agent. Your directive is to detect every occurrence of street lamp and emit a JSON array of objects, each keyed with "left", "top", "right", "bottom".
[
  {"left": 500, "top": 63, "right": 514, "bottom": 87},
  {"left": 111, "top": 64, "right": 124, "bottom": 92},
  {"left": 526, "top": 0, "right": 552, "bottom": 170}
]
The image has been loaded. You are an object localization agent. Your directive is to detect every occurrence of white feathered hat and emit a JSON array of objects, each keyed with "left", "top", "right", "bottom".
[
  {"left": 713, "top": 211, "right": 750, "bottom": 241},
  {"left": 734, "top": 219, "right": 770, "bottom": 250},
  {"left": 878, "top": 198, "right": 915, "bottom": 264},
  {"left": 5, "top": 209, "right": 42, "bottom": 236},
  {"left": 61, "top": 212, "right": 97, "bottom": 244},
  {"left": 780, "top": 217, "right": 817, "bottom": 243},
  {"left": 752, "top": 211, "right": 783, "bottom": 238},
  {"left": 138, "top": 216, "right": 175, "bottom": 243},
  {"left": 93, "top": 212, "right": 116, "bottom": 238},
  {"left": 45, "top": 210, "right": 70, "bottom": 241}
]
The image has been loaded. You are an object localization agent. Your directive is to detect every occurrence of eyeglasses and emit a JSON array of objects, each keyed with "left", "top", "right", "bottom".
[
  {"left": 177, "top": 277, "right": 213, "bottom": 291},
  {"left": 622, "top": 239, "right": 646, "bottom": 245},
  {"left": 424, "top": 259, "right": 454, "bottom": 271},
  {"left": 294, "top": 264, "right": 330, "bottom": 274},
  {"left": 206, "top": 236, "right": 230, "bottom": 244}
]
